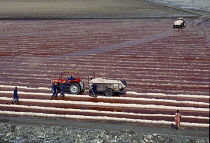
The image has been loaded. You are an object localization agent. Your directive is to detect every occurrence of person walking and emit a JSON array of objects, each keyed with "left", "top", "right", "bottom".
[
  {"left": 12, "top": 87, "right": 19, "bottom": 103},
  {"left": 52, "top": 84, "right": 58, "bottom": 99},
  {"left": 175, "top": 110, "right": 181, "bottom": 129}
]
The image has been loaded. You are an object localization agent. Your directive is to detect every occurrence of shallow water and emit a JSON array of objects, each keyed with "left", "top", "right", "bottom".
[{"left": 149, "top": 0, "right": 210, "bottom": 12}]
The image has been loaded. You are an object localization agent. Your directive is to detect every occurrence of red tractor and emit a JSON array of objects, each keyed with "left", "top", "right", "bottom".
[{"left": 51, "top": 71, "right": 85, "bottom": 95}]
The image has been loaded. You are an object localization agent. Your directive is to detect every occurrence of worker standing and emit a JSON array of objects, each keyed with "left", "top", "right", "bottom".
[
  {"left": 60, "top": 83, "right": 65, "bottom": 97},
  {"left": 175, "top": 110, "right": 181, "bottom": 130},
  {"left": 88, "top": 77, "right": 93, "bottom": 96},
  {"left": 91, "top": 83, "right": 97, "bottom": 97},
  {"left": 12, "top": 87, "right": 19, "bottom": 103},
  {"left": 52, "top": 84, "right": 58, "bottom": 99}
]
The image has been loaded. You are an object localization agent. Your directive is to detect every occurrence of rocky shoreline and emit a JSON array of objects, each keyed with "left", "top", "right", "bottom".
[{"left": 0, "top": 124, "right": 208, "bottom": 143}]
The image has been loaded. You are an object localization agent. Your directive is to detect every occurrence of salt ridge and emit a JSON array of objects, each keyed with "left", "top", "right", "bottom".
[
  {"left": 0, "top": 110, "right": 208, "bottom": 128},
  {"left": 0, "top": 104, "right": 208, "bottom": 120},
  {"left": 0, "top": 91, "right": 209, "bottom": 106},
  {"left": 0, "top": 97, "right": 208, "bottom": 112}
]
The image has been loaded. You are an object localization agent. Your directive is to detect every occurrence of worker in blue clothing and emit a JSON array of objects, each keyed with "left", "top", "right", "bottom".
[
  {"left": 91, "top": 83, "right": 97, "bottom": 97},
  {"left": 12, "top": 87, "right": 19, "bottom": 103},
  {"left": 60, "top": 83, "right": 65, "bottom": 97},
  {"left": 52, "top": 84, "right": 58, "bottom": 99},
  {"left": 68, "top": 75, "right": 75, "bottom": 80}
]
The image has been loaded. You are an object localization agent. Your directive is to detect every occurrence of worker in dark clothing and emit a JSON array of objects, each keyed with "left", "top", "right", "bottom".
[
  {"left": 60, "top": 83, "right": 65, "bottom": 97},
  {"left": 12, "top": 87, "right": 19, "bottom": 103},
  {"left": 88, "top": 77, "right": 93, "bottom": 96},
  {"left": 68, "top": 76, "right": 75, "bottom": 80},
  {"left": 91, "top": 83, "right": 97, "bottom": 97},
  {"left": 52, "top": 84, "right": 58, "bottom": 99}
]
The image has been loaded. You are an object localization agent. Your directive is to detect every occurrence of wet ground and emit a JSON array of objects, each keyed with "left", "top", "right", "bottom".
[
  {"left": 0, "top": 19, "right": 209, "bottom": 94},
  {"left": 0, "top": 18, "right": 209, "bottom": 132}
]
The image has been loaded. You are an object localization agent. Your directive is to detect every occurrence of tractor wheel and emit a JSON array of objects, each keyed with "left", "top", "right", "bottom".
[
  {"left": 104, "top": 88, "right": 114, "bottom": 96},
  {"left": 68, "top": 83, "right": 81, "bottom": 95}
]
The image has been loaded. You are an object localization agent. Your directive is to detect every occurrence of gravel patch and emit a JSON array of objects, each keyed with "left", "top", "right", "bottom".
[{"left": 0, "top": 123, "right": 209, "bottom": 143}]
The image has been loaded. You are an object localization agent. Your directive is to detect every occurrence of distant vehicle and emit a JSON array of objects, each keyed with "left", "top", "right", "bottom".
[
  {"left": 89, "top": 78, "right": 127, "bottom": 96},
  {"left": 51, "top": 71, "right": 85, "bottom": 95},
  {"left": 173, "top": 18, "right": 186, "bottom": 28}
]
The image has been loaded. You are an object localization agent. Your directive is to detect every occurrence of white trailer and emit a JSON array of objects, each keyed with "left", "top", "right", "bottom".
[{"left": 89, "top": 78, "right": 126, "bottom": 96}]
